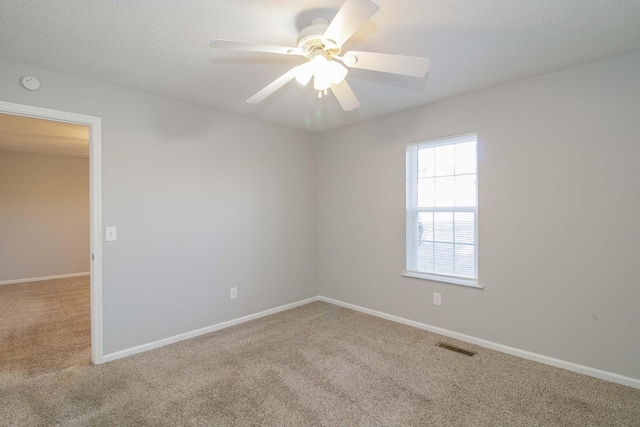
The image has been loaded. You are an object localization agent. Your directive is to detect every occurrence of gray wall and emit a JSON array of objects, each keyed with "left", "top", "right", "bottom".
[
  {"left": 3, "top": 51, "right": 639, "bottom": 381},
  {"left": 0, "top": 150, "right": 90, "bottom": 281},
  {"left": 317, "top": 52, "right": 640, "bottom": 380},
  {"left": 0, "top": 58, "right": 318, "bottom": 354}
]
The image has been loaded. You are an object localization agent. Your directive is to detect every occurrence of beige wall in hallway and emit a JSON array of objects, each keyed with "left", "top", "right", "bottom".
[{"left": 0, "top": 150, "right": 89, "bottom": 281}]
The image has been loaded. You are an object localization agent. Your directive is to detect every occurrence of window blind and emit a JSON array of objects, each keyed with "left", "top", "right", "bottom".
[{"left": 406, "top": 133, "right": 478, "bottom": 285}]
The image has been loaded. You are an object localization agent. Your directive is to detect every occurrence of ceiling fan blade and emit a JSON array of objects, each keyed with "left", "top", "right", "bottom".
[
  {"left": 331, "top": 80, "right": 361, "bottom": 111},
  {"left": 247, "top": 66, "right": 301, "bottom": 104},
  {"left": 341, "top": 51, "right": 430, "bottom": 77},
  {"left": 322, "top": 0, "right": 380, "bottom": 48},
  {"left": 210, "top": 40, "right": 301, "bottom": 56}
]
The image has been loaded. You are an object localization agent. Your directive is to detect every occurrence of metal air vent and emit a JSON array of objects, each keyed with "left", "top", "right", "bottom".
[{"left": 437, "top": 342, "right": 476, "bottom": 357}]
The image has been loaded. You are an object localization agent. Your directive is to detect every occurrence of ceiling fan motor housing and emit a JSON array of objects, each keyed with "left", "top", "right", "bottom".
[{"left": 297, "top": 18, "right": 340, "bottom": 58}]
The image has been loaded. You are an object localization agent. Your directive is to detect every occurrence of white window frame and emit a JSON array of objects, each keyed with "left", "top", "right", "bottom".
[{"left": 403, "top": 132, "right": 481, "bottom": 288}]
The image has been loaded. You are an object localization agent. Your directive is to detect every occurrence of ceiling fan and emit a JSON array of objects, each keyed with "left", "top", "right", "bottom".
[{"left": 210, "top": 0, "right": 430, "bottom": 111}]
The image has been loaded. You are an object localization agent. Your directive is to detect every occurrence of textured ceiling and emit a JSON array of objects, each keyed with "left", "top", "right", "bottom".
[
  {"left": 1, "top": 0, "right": 639, "bottom": 132},
  {"left": 0, "top": 113, "right": 89, "bottom": 157}
]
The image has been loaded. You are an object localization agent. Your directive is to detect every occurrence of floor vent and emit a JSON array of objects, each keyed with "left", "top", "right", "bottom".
[{"left": 437, "top": 342, "right": 476, "bottom": 357}]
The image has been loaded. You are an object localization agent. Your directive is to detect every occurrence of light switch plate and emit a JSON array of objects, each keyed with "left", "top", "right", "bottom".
[{"left": 105, "top": 226, "right": 117, "bottom": 242}]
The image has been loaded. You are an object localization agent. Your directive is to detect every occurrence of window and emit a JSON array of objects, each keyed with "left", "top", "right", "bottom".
[{"left": 405, "top": 133, "right": 479, "bottom": 287}]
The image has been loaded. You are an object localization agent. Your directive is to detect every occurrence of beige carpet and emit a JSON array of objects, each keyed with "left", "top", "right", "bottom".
[
  {"left": 0, "top": 276, "right": 91, "bottom": 374},
  {"left": 1, "top": 300, "right": 639, "bottom": 426}
]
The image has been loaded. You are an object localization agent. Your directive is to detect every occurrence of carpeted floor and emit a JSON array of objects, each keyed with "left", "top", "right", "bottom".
[
  {"left": 1, "top": 299, "right": 640, "bottom": 426},
  {"left": 0, "top": 276, "right": 91, "bottom": 374}
]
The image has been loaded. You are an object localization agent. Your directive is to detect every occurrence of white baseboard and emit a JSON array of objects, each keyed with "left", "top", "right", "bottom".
[
  {"left": 0, "top": 272, "right": 90, "bottom": 286},
  {"left": 99, "top": 294, "right": 640, "bottom": 390},
  {"left": 101, "top": 296, "right": 320, "bottom": 363},
  {"left": 318, "top": 296, "right": 640, "bottom": 390}
]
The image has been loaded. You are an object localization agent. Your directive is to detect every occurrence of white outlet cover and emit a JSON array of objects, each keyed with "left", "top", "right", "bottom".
[
  {"left": 105, "top": 226, "right": 117, "bottom": 242},
  {"left": 433, "top": 292, "right": 441, "bottom": 306},
  {"left": 22, "top": 76, "right": 40, "bottom": 91}
]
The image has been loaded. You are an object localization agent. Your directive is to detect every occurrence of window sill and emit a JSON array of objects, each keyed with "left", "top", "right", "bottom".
[{"left": 401, "top": 271, "right": 483, "bottom": 289}]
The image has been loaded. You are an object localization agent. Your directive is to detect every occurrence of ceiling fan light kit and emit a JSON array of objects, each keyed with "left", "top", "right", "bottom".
[
  {"left": 210, "top": 0, "right": 430, "bottom": 111},
  {"left": 299, "top": 52, "right": 349, "bottom": 93}
]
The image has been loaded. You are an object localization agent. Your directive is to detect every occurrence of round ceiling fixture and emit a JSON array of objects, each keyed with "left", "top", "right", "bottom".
[{"left": 21, "top": 76, "right": 40, "bottom": 91}]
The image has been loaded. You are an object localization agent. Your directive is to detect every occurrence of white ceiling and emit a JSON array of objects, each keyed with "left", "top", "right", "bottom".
[
  {"left": 1, "top": 1, "right": 639, "bottom": 133},
  {"left": 0, "top": 113, "right": 89, "bottom": 157}
]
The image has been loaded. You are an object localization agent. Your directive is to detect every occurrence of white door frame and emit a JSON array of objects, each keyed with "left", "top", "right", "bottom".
[{"left": 0, "top": 100, "right": 104, "bottom": 364}]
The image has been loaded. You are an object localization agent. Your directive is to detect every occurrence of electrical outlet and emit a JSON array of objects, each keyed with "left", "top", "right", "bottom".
[
  {"left": 105, "top": 226, "right": 117, "bottom": 242},
  {"left": 230, "top": 287, "right": 237, "bottom": 300},
  {"left": 433, "top": 292, "right": 441, "bottom": 306}
]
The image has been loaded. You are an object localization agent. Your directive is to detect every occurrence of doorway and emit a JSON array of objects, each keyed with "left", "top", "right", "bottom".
[{"left": 0, "top": 101, "right": 102, "bottom": 365}]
